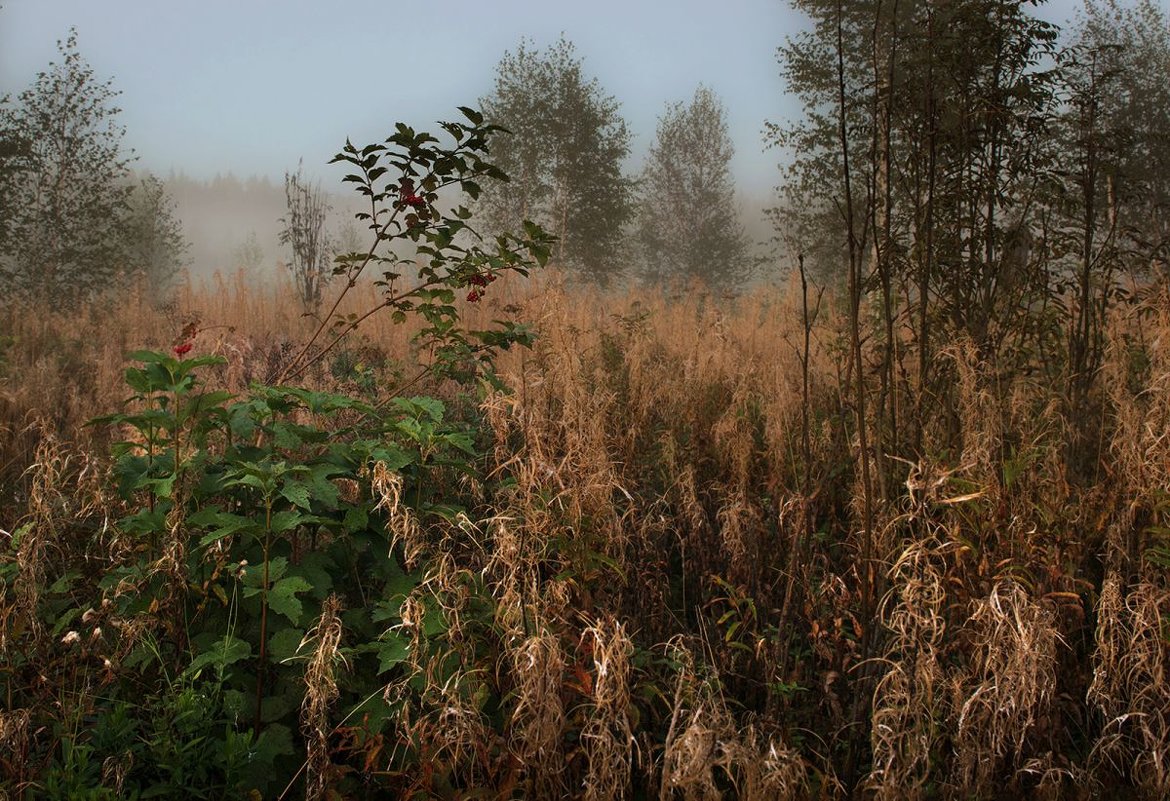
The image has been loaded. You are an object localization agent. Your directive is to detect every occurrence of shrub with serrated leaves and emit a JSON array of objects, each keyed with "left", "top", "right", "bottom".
[{"left": 3, "top": 108, "right": 551, "bottom": 798}]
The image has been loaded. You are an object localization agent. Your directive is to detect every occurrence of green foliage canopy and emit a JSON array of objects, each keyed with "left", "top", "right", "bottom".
[
  {"left": 0, "top": 29, "right": 187, "bottom": 304},
  {"left": 637, "top": 85, "right": 750, "bottom": 287},
  {"left": 479, "top": 36, "right": 634, "bottom": 285}
]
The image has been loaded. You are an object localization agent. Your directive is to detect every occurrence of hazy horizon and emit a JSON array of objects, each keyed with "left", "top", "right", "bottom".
[{"left": 0, "top": 0, "right": 1114, "bottom": 276}]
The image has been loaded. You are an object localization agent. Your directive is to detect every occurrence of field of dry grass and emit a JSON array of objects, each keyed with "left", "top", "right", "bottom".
[{"left": 2, "top": 268, "right": 1169, "bottom": 799}]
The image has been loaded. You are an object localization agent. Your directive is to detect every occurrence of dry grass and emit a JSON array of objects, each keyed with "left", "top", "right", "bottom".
[
  {"left": 864, "top": 533, "right": 948, "bottom": 800},
  {"left": 4, "top": 269, "right": 1170, "bottom": 798},
  {"left": 1088, "top": 577, "right": 1170, "bottom": 798},
  {"left": 659, "top": 644, "right": 810, "bottom": 801},
  {"left": 301, "top": 594, "right": 346, "bottom": 801},
  {"left": 952, "top": 580, "right": 1061, "bottom": 795}
]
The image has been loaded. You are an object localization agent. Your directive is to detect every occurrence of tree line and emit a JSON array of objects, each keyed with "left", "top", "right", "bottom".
[
  {"left": 3, "top": 3, "right": 1167, "bottom": 313},
  {"left": 0, "top": 30, "right": 757, "bottom": 306},
  {"left": 282, "top": 36, "right": 759, "bottom": 302},
  {"left": 766, "top": 0, "right": 1170, "bottom": 474},
  {"left": 477, "top": 36, "right": 753, "bottom": 288}
]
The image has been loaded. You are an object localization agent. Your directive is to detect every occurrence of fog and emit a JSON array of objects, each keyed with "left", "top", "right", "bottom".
[{"left": 165, "top": 173, "right": 781, "bottom": 281}]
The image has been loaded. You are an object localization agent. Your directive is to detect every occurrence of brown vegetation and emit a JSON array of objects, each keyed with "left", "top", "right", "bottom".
[{"left": 2, "top": 268, "right": 1169, "bottom": 798}]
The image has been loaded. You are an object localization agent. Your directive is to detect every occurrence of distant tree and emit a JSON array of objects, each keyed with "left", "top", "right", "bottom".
[
  {"left": 0, "top": 29, "right": 135, "bottom": 302},
  {"left": 122, "top": 173, "right": 189, "bottom": 298},
  {"left": 1072, "top": 0, "right": 1170, "bottom": 264},
  {"left": 279, "top": 162, "right": 333, "bottom": 312},
  {"left": 333, "top": 219, "right": 363, "bottom": 260},
  {"left": 234, "top": 231, "right": 266, "bottom": 272},
  {"left": 767, "top": 0, "right": 876, "bottom": 285},
  {"left": 479, "top": 37, "right": 633, "bottom": 284},
  {"left": 637, "top": 86, "right": 750, "bottom": 287},
  {"left": 0, "top": 99, "right": 29, "bottom": 256}
]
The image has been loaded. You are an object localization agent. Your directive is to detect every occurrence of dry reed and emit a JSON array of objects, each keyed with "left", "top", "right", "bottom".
[
  {"left": 301, "top": 594, "right": 346, "bottom": 801},
  {"left": 5, "top": 268, "right": 1170, "bottom": 798}
]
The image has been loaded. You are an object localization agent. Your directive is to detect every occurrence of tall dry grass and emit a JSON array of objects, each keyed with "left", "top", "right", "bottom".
[{"left": 3, "top": 268, "right": 1170, "bottom": 798}]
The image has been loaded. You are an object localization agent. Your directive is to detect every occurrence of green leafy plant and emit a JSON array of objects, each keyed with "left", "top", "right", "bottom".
[
  {"left": 278, "top": 106, "right": 552, "bottom": 387},
  {"left": 28, "top": 108, "right": 554, "bottom": 798}
]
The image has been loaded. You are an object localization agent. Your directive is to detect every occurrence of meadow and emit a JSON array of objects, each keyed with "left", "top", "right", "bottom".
[{"left": 1, "top": 266, "right": 1168, "bottom": 799}]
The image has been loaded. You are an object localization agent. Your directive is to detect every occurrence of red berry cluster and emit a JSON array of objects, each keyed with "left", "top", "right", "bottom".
[
  {"left": 402, "top": 193, "right": 426, "bottom": 209},
  {"left": 465, "top": 271, "right": 496, "bottom": 302},
  {"left": 172, "top": 320, "right": 198, "bottom": 357}
]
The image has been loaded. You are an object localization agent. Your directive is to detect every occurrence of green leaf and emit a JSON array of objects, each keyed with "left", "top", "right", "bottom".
[
  {"left": 423, "top": 604, "right": 448, "bottom": 637},
  {"left": 293, "top": 553, "right": 336, "bottom": 600},
  {"left": 189, "top": 507, "right": 256, "bottom": 546},
  {"left": 187, "top": 636, "right": 252, "bottom": 677},
  {"left": 228, "top": 472, "right": 276, "bottom": 495},
  {"left": 303, "top": 463, "right": 344, "bottom": 510},
  {"left": 270, "top": 509, "right": 307, "bottom": 533},
  {"left": 269, "top": 575, "right": 313, "bottom": 624},
  {"left": 343, "top": 505, "right": 369, "bottom": 532},
  {"left": 271, "top": 422, "right": 305, "bottom": 450},
  {"left": 242, "top": 556, "right": 288, "bottom": 588},
  {"left": 118, "top": 504, "right": 169, "bottom": 537},
  {"left": 50, "top": 606, "right": 81, "bottom": 636},
  {"left": 376, "top": 631, "right": 411, "bottom": 673},
  {"left": 458, "top": 106, "right": 484, "bottom": 125},
  {"left": 188, "top": 388, "right": 235, "bottom": 411},
  {"left": 442, "top": 430, "right": 476, "bottom": 455},
  {"left": 369, "top": 444, "right": 415, "bottom": 471},
  {"left": 269, "top": 627, "right": 307, "bottom": 662},
  {"left": 385, "top": 560, "right": 418, "bottom": 600},
  {"left": 392, "top": 396, "right": 445, "bottom": 423},
  {"left": 223, "top": 689, "right": 248, "bottom": 719},
  {"left": 261, "top": 691, "right": 297, "bottom": 724},
  {"left": 253, "top": 722, "right": 295, "bottom": 763},
  {"left": 279, "top": 480, "right": 312, "bottom": 511}
]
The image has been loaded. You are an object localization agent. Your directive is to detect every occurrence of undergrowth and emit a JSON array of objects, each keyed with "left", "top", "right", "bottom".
[{"left": 3, "top": 117, "right": 1170, "bottom": 800}]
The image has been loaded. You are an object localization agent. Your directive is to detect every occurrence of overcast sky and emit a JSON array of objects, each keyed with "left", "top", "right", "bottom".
[{"left": 2, "top": 0, "right": 1094, "bottom": 196}]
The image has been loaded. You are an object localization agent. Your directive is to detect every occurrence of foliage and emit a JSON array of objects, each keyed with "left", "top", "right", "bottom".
[
  {"left": 10, "top": 9, "right": 1170, "bottom": 800},
  {"left": 1072, "top": 0, "right": 1170, "bottom": 264},
  {"left": 479, "top": 36, "right": 633, "bottom": 285},
  {"left": 0, "top": 95, "right": 28, "bottom": 253},
  {"left": 0, "top": 29, "right": 187, "bottom": 305},
  {"left": 6, "top": 244, "right": 1170, "bottom": 799},
  {"left": 76, "top": 348, "right": 485, "bottom": 796},
  {"left": 288, "top": 106, "right": 553, "bottom": 388},
  {"left": 637, "top": 85, "right": 750, "bottom": 287},
  {"left": 767, "top": 0, "right": 875, "bottom": 283},
  {"left": 0, "top": 107, "right": 552, "bottom": 798},
  {"left": 0, "top": 29, "right": 135, "bottom": 302},
  {"left": 122, "top": 173, "right": 190, "bottom": 300}
]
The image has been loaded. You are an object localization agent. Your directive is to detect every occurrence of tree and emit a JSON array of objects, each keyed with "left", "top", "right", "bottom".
[
  {"left": 767, "top": 0, "right": 877, "bottom": 284},
  {"left": 0, "top": 88, "right": 30, "bottom": 254},
  {"left": 479, "top": 37, "right": 633, "bottom": 284},
  {"left": 234, "top": 231, "right": 266, "bottom": 273},
  {"left": 0, "top": 29, "right": 135, "bottom": 302},
  {"left": 637, "top": 86, "right": 750, "bottom": 287},
  {"left": 122, "top": 173, "right": 189, "bottom": 299},
  {"left": 1071, "top": 0, "right": 1170, "bottom": 267},
  {"left": 279, "top": 161, "right": 333, "bottom": 312}
]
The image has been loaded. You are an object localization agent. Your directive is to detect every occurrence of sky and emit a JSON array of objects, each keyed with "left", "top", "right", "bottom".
[{"left": 1, "top": 0, "right": 1094, "bottom": 198}]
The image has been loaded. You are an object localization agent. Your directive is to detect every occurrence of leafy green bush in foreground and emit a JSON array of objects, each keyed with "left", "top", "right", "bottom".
[{"left": 3, "top": 108, "right": 551, "bottom": 799}]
